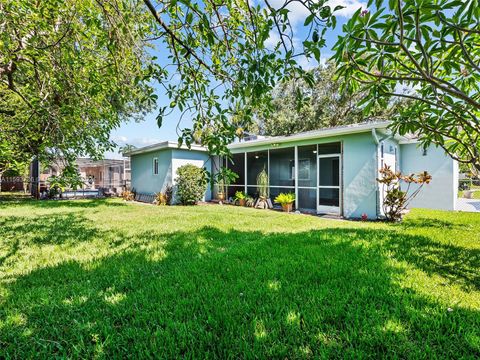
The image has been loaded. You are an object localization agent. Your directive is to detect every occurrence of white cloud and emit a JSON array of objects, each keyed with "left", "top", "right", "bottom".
[
  {"left": 112, "top": 135, "right": 128, "bottom": 143},
  {"left": 326, "top": 0, "right": 367, "bottom": 17},
  {"left": 264, "top": 31, "right": 281, "bottom": 50},
  {"left": 267, "top": 0, "right": 366, "bottom": 27},
  {"left": 112, "top": 136, "right": 160, "bottom": 148},
  {"left": 297, "top": 52, "right": 332, "bottom": 70},
  {"left": 133, "top": 137, "right": 160, "bottom": 146}
]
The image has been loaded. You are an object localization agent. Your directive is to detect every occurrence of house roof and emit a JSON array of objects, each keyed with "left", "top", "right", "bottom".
[
  {"left": 125, "top": 121, "right": 416, "bottom": 156},
  {"left": 124, "top": 141, "right": 207, "bottom": 156},
  {"left": 228, "top": 121, "right": 398, "bottom": 149}
]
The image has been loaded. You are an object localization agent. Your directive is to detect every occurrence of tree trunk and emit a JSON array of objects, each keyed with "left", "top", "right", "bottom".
[{"left": 30, "top": 157, "right": 40, "bottom": 199}]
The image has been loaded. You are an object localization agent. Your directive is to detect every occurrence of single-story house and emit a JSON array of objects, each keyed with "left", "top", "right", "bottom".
[
  {"left": 126, "top": 141, "right": 212, "bottom": 203},
  {"left": 127, "top": 121, "right": 458, "bottom": 218}
]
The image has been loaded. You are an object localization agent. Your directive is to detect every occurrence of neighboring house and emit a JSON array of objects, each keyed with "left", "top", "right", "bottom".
[
  {"left": 40, "top": 158, "right": 131, "bottom": 192},
  {"left": 126, "top": 141, "right": 212, "bottom": 202},
  {"left": 128, "top": 121, "right": 458, "bottom": 218}
]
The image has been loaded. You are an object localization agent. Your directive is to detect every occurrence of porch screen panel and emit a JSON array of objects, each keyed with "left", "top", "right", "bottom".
[
  {"left": 297, "top": 145, "right": 317, "bottom": 188},
  {"left": 297, "top": 145, "right": 317, "bottom": 211},
  {"left": 269, "top": 147, "right": 294, "bottom": 187},
  {"left": 319, "top": 188, "right": 339, "bottom": 207},
  {"left": 228, "top": 185, "right": 244, "bottom": 199},
  {"left": 318, "top": 142, "right": 341, "bottom": 155},
  {"left": 247, "top": 186, "right": 259, "bottom": 198},
  {"left": 298, "top": 188, "right": 316, "bottom": 211},
  {"left": 228, "top": 153, "right": 245, "bottom": 185},
  {"left": 247, "top": 151, "right": 268, "bottom": 185}
]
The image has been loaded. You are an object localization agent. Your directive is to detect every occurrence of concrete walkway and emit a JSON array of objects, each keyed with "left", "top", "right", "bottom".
[{"left": 457, "top": 198, "right": 480, "bottom": 212}]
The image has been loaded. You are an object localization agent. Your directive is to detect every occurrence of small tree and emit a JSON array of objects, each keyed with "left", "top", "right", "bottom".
[
  {"left": 332, "top": 0, "right": 480, "bottom": 171},
  {"left": 377, "top": 165, "right": 432, "bottom": 221},
  {"left": 213, "top": 167, "right": 238, "bottom": 201},
  {"left": 175, "top": 164, "right": 208, "bottom": 205}
]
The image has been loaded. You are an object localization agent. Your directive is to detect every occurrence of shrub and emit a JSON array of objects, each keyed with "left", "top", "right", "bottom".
[
  {"left": 245, "top": 195, "right": 255, "bottom": 207},
  {"left": 154, "top": 185, "right": 173, "bottom": 205},
  {"left": 377, "top": 165, "right": 431, "bottom": 222},
  {"left": 121, "top": 190, "right": 134, "bottom": 201},
  {"left": 175, "top": 164, "right": 208, "bottom": 205}
]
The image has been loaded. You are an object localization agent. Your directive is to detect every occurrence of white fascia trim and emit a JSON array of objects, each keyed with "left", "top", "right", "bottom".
[
  {"left": 125, "top": 141, "right": 208, "bottom": 156},
  {"left": 228, "top": 121, "right": 392, "bottom": 150},
  {"left": 398, "top": 139, "right": 421, "bottom": 144}
]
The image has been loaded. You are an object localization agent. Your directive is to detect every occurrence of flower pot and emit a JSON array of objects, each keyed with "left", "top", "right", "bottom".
[
  {"left": 239, "top": 199, "right": 246, "bottom": 206},
  {"left": 281, "top": 202, "right": 293, "bottom": 212},
  {"left": 217, "top": 193, "right": 225, "bottom": 201}
]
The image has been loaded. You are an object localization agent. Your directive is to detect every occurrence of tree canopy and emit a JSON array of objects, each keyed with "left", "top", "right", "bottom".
[
  {"left": 1, "top": 0, "right": 340, "bottom": 170},
  {"left": 256, "top": 62, "right": 407, "bottom": 136},
  {"left": 143, "top": 0, "right": 338, "bottom": 156},
  {"left": 332, "top": 0, "right": 480, "bottom": 170},
  {"left": 0, "top": 0, "right": 158, "bottom": 172}
]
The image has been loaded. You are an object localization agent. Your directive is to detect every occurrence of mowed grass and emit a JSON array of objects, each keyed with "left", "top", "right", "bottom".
[
  {"left": 0, "top": 195, "right": 479, "bottom": 358},
  {"left": 459, "top": 190, "right": 480, "bottom": 199}
]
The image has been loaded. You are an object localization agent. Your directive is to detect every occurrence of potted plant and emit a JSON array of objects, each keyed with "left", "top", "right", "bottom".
[
  {"left": 245, "top": 195, "right": 255, "bottom": 207},
  {"left": 234, "top": 191, "right": 247, "bottom": 206},
  {"left": 213, "top": 167, "right": 238, "bottom": 203},
  {"left": 255, "top": 167, "right": 272, "bottom": 209},
  {"left": 217, "top": 178, "right": 225, "bottom": 201},
  {"left": 274, "top": 192, "right": 295, "bottom": 213}
]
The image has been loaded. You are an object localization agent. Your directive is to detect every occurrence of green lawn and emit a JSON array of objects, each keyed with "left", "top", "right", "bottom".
[
  {"left": 0, "top": 195, "right": 479, "bottom": 358},
  {"left": 459, "top": 190, "right": 480, "bottom": 199}
]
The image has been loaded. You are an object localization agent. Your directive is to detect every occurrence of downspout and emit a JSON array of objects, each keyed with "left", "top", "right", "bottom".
[
  {"left": 372, "top": 128, "right": 380, "bottom": 146},
  {"left": 372, "top": 129, "right": 381, "bottom": 219}
]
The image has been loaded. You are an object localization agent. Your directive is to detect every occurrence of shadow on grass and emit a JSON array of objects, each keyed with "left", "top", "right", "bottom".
[
  {"left": 384, "top": 231, "right": 480, "bottom": 290},
  {"left": 398, "top": 216, "right": 459, "bottom": 229},
  {"left": 0, "top": 213, "right": 100, "bottom": 246},
  {"left": 0, "top": 194, "right": 126, "bottom": 209},
  {"left": 0, "top": 225, "right": 479, "bottom": 358}
]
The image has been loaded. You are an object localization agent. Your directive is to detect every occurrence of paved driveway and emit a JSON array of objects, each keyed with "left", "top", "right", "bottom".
[{"left": 457, "top": 198, "right": 480, "bottom": 212}]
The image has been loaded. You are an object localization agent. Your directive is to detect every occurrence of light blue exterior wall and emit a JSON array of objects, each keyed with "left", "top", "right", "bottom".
[
  {"left": 400, "top": 143, "right": 458, "bottom": 211},
  {"left": 131, "top": 148, "right": 212, "bottom": 201},
  {"left": 342, "top": 132, "right": 378, "bottom": 218},
  {"left": 131, "top": 149, "right": 173, "bottom": 195}
]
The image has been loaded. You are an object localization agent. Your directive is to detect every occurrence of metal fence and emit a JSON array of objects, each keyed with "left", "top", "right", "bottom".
[{"left": 0, "top": 176, "right": 131, "bottom": 198}]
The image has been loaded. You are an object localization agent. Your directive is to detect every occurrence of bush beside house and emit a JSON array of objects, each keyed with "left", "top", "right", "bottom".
[{"left": 175, "top": 164, "right": 208, "bottom": 205}]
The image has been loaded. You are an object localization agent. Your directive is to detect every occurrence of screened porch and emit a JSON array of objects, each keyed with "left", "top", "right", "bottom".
[{"left": 224, "top": 142, "right": 342, "bottom": 214}]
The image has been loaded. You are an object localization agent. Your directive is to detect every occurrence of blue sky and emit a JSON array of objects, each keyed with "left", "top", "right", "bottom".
[{"left": 106, "top": 0, "right": 367, "bottom": 159}]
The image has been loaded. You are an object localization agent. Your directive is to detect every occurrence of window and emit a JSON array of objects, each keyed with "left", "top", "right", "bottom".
[
  {"left": 380, "top": 142, "right": 384, "bottom": 168},
  {"left": 153, "top": 158, "right": 159, "bottom": 175}
]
